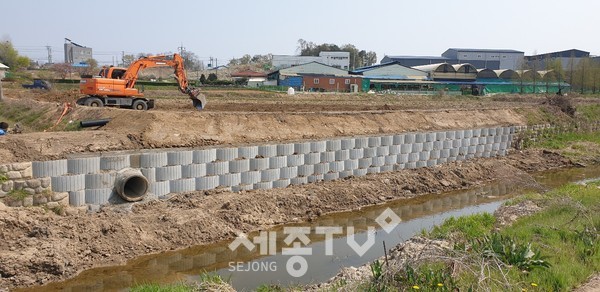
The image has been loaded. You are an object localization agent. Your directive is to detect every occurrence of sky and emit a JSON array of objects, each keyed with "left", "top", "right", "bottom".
[{"left": 1, "top": 0, "right": 599, "bottom": 66}]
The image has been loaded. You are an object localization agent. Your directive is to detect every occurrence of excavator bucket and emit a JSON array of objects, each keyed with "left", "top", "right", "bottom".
[{"left": 187, "top": 88, "right": 206, "bottom": 110}]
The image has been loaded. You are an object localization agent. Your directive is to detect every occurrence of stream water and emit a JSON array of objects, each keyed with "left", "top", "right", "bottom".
[{"left": 21, "top": 165, "right": 600, "bottom": 291}]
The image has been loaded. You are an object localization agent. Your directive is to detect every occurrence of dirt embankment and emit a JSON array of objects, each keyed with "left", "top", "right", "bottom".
[
  {"left": 0, "top": 97, "right": 528, "bottom": 164},
  {"left": 0, "top": 150, "right": 569, "bottom": 289}
]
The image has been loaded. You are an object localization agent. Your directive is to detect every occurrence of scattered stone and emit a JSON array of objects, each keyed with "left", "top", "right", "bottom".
[
  {"left": 23, "top": 196, "right": 33, "bottom": 207},
  {"left": 6, "top": 171, "right": 21, "bottom": 180},
  {"left": 51, "top": 192, "right": 68, "bottom": 202}
]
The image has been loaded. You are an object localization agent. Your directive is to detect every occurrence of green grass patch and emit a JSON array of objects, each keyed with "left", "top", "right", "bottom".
[
  {"left": 129, "top": 282, "right": 195, "bottom": 292},
  {"left": 424, "top": 213, "right": 496, "bottom": 241},
  {"left": 536, "top": 131, "right": 600, "bottom": 150},
  {"left": 577, "top": 104, "right": 600, "bottom": 122},
  {"left": 0, "top": 172, "right": 7, "bottom": 184},
  {"left": 0, "top": 102, "right": 52, "bottom": 131}
]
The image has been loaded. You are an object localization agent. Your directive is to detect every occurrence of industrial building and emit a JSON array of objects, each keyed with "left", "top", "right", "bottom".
[
  {"left": 272, "top": 51, "right": 350, "bottom": 70},
  {"left": 524, "top": 49, "right": 590, "bottom": 70},
  {"left": 441, "top": 48, "right": 524, "bottom": 70},
  {"left": 64, "top": 38, "right": 92, "bottom": 65},
  {"left": 379, "top": 56, "right": 455, "bottom": 67},
  {"left": 268, "top": 61, "right": 360, "bottom": 92}
]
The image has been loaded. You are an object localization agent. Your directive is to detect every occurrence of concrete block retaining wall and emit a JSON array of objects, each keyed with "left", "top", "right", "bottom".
[{"left": 0, "top": 126, "right": 517, "bottom": 208}]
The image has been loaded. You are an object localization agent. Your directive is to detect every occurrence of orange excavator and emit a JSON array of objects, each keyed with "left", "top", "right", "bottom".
[{"left": 78, "top": 53, "right": 206, "bottom": 110}]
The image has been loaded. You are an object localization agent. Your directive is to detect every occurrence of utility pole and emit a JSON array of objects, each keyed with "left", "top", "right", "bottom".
[
  {"left": 178, "top": 43, "right": 186, "bottom": 55},
  {"left": 122, "top": 51, "right": 125, "bottom": 66},
  {"left": 46, "top": 46, "right": 52, "bottom": 64}
]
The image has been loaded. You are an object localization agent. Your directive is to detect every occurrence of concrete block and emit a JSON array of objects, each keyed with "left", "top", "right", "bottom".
[
  {"left": 452, "top": 140, "right": 461, "bottom": 148},
  {"left": 196, "top": 176, "right": 219, "bottom": 191},
  {"left": 482, "top": 152, "right": 491, "bottom": 158},
  {"left": 249, "top": 158, "right": 270, "bottom": 171},
  {"left": 427, "top": 160, "right": 437, "bottom": 167},
  {"left": 468, "top": 138, "right": 477, "bottom": 146},
  {"left": 294, "top": 142, "right": 312, "bottom": 155},
  {"left": 67, "top": 157, "right": 101, "bottom": 174},
  {"left": 298, "top": 165, "right": 315, "bottom": 176},
  {"left": 258, "top": 145, "right": 278, "bottom": 157},
  {"left": 499, "top": 142, "right": 508, "bottom": 151},
  {"left": 326, "top": 140, "right": 342, "bottom": 151},
  {"left": 481, "top": 128, "right": 489, "bottom": 136},
  {"left": 329, "top": 161, "right": 345, "bottom": 172},
  {"left": 380, "top": 135, "right": 393, "bottom": 146},
  {"left": 32, "top": 160, "right": 68, "bottom": 178},
  {"left": 344, "top": 159, "right": 359, "bottom": 171},
  {"left": 473, "top": 129, "right": 481, "bottom": 137},
  {"left": 206, "top": 161, "right": 229, "bottom": 176},
  {"left": 140, "top": 152, "right": 168, "bottom": 168},
  {"left": 99, "top": 155, "right": 130, "bottom": 171},
  {"left": 353, "top": 168, "right": 368, "bottom": 177},
  {"left": 324, "top": 172, "right": 339, "bottom": 181},
  {"left": 463, "top": 130, "right": 473, "bottom": 138},
  {"left": 415, "top": 133, "right": 426, "bottom": 143},
  {"left": 397, "top": 154, "right": 409, "bottom": 164},
  {"left": 380, "top": 165, "right": 394, "bottom": 172},
  {"left": 393, "top": 134, "right": 405, "bottom": 145},
  {"left": 461, "top": 139, "right": 470, "bottom": 147},
  {"left": 447, "top": 157, "right": 457, "bottom": 162},
  {"left": 313, "top": 163, "right": 330, "bottom": 175},
  {"left": 405, "top": 162, "right": 417, "bottom": 169},
  {"left": 394, "top": 164, "right": 406, "bottom": 171},
  {"left": 478, "top": 137, "right": 487, "bottom": 144},
  {"left": 269, "top": 156, "right": 287, "bottom": 169},
  {"left": 419, "top": 151, "right": 430, "bottom": 161},
  {"left": 287, "top": 154, "right": 305, "bottom": 167},
  {"left": 261, "top": 169, "right": 280, "bottom": 182},
  {"left": 170, "top": 178, "right": 196, "bottom": 193},
  {"left": 229, "top": 160, "right": 250, "bottom": 173},
  {"left": 443, "top": 141, "right": 453, "bottom": 149},
  {"left": 385, "top": 155, "right": 397, "bottom": 165},
  {"left": 85, "top": 173, "right": 117, "bottom": 189},
  {"left": 484, "top": 144, "right": 493, "bottom": 152},
  {"left": 494, "top": 135, "right": 502, "bottom": 143},
  {"left": 438, "top": 157, "right": 448, "bottom": 164},
  {"left": 167, "top": 151, "right": 193, "bottom": 166},
  {"left": 501, "top": 135, "right": 509, "bottom": 143},
  {"left": 68, "top": 190, "right": 86, "bottom": 207},
  {"left": 492, "top": 143, "right": 500, "bottom": 151},
  {"left": 368, "top": 137, "right": 381, "bottom": 147},
  {"left": 389, "top": 145, "right": 401, "bottom": 155},
  {"left": 219, "top": 173, "right": 242, "bottom": 187},
  {"left": 476, "top": 145, "right": 485, "bottom": 153},
  {"left": 232, "top": 184, "right": 254, "bottom": 192},
  {"left": 423, "top": 142, "right": 433, "bottom": 151},
  {"left": 307, "top": 174, "right": 324, "bottom": 183},
  {"left": 51, "top": 174, "right": 85, "bottom": 192},
  {"left": 253, "top": 181, "right": 273, "bottom": 190},
  {"left": 440, "top": 149, "right": 450, "bottom": 158},
  {"left": 238, "top": 146, "right": 259, "bottom": 159},
  {"left": 371, "top": 156, "right": 385, "bottom": 167},
  {"left": 426, "top": 133, "right": 436, "bottom": 142},
  {"left": 277, "top": 143, "right": 295, "bottom": 156},
  {"left": 466, "top": 154, "right": 475, "bottom": 159},
  {"left": 349, "top": 148, "right": 364, "bottom": 159},
  {"left": 408, "top": 153, "right": 419, "bottom": 162},
  {"left": 320, "top": 151, "right": 336, "bottom": 163},
  {"left": 85, "top": 188, "right": 112, "bottom": 205},
  {"left": 140, "top": 168, "right": 156, "bottom": 183},
  {"left": 436, "top": 132, "right": 446, "bottom": 141},
  {"left": 363, "top": 147, "right": 377, "bottom": 158},
  {"left": 484, "top": 136, "right": 494, "bottom": 144},
  {"left": 446, "top": 131, "right": 456, "bottom": 140},
  {"left": 449, "top": 148, "right": 459, "bottom": 158},
  {"left": 335, "top": 150, "right": 350, "bottom": 161},
  {"left": 339, "top": 170, "right": 353, "bottom": 178},
  {"left": 280, "top": 166, "right": 299, "bottom": 179},
  {"left": 499, "top": 149, "right": 507, "bottom": 156},
  {"left": 304, "top": 153, "right": 321, "bottom": 165},
  {"left": 376, "top": 146, "right": 390, "bottom": 156},
  {"left": 181, "top": 164, "right": 207, "bottom": 178},
  {"left": 430, "top": 150, "right": 441, "bottom": 159},
  {"left": 310, "top": 141, "right": 327, "bottom": 153},
  {"left": 474, "top": 152, "right": 483, "bottom": 158},
  {"left": 400, "top": 144, "right": 412, "bottom": 154},
  {"left": 433, "top": 141, "right": 443, "bottom": 150},
  {"left": 358, "top": 158, "right": 372, "bottom": 169},
  {"left": 216, "top": 148, "right": 238, "bottom": 161},
  {"left": 416, "top": 161, "right": 427, "bottom": 168},
  {"left": 290, "top": 176, "right": 308, "bottom": 186},
  {"left": 354, "top": 137, "right": 369, "bottom": 149},
  {"left": 412, "top": 143, "right": 423, "bottom": 153},
  {"left": 273, "top": 179, "right": 291, "bottom": 188},
  {"left": 241, "top": 171, "right": 261, "bottom": 185},
  {"left": 404, "top": 133, "right": 416, "bottom": 144},
  {"left": 490, "top": 150, "right": 498, "bottom": 157},
  {"left": 341, "top": 139, "right": 355, "bottom": 150},
  {"left": 155, "top": 165, "right": 183, "bottom": 181},
  {"left": 367, "top": 167, "right": 380, "bottom": 174},
  {"left": 468, "top": 146, "right": 477, "bottom": 154},
  {"left": 488, "top": 127, "right": 496, "bottom": 136},
  {"left": 193, "top": 149, "right": 217, "bottom": 164}
]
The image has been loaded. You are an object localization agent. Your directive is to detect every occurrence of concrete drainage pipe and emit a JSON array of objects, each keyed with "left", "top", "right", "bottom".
[{"left": 115, "top": 168, "right": 149, "bottom": 202}]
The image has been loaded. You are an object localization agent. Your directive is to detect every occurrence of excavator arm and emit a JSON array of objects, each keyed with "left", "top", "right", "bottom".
[{"left": 122, "top": 54, "right": 205, "bottom": 110}]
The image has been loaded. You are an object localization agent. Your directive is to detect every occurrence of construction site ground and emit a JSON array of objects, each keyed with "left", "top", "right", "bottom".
[{"left": 0, "top": 86, "right": 597, "bottom": 289}]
